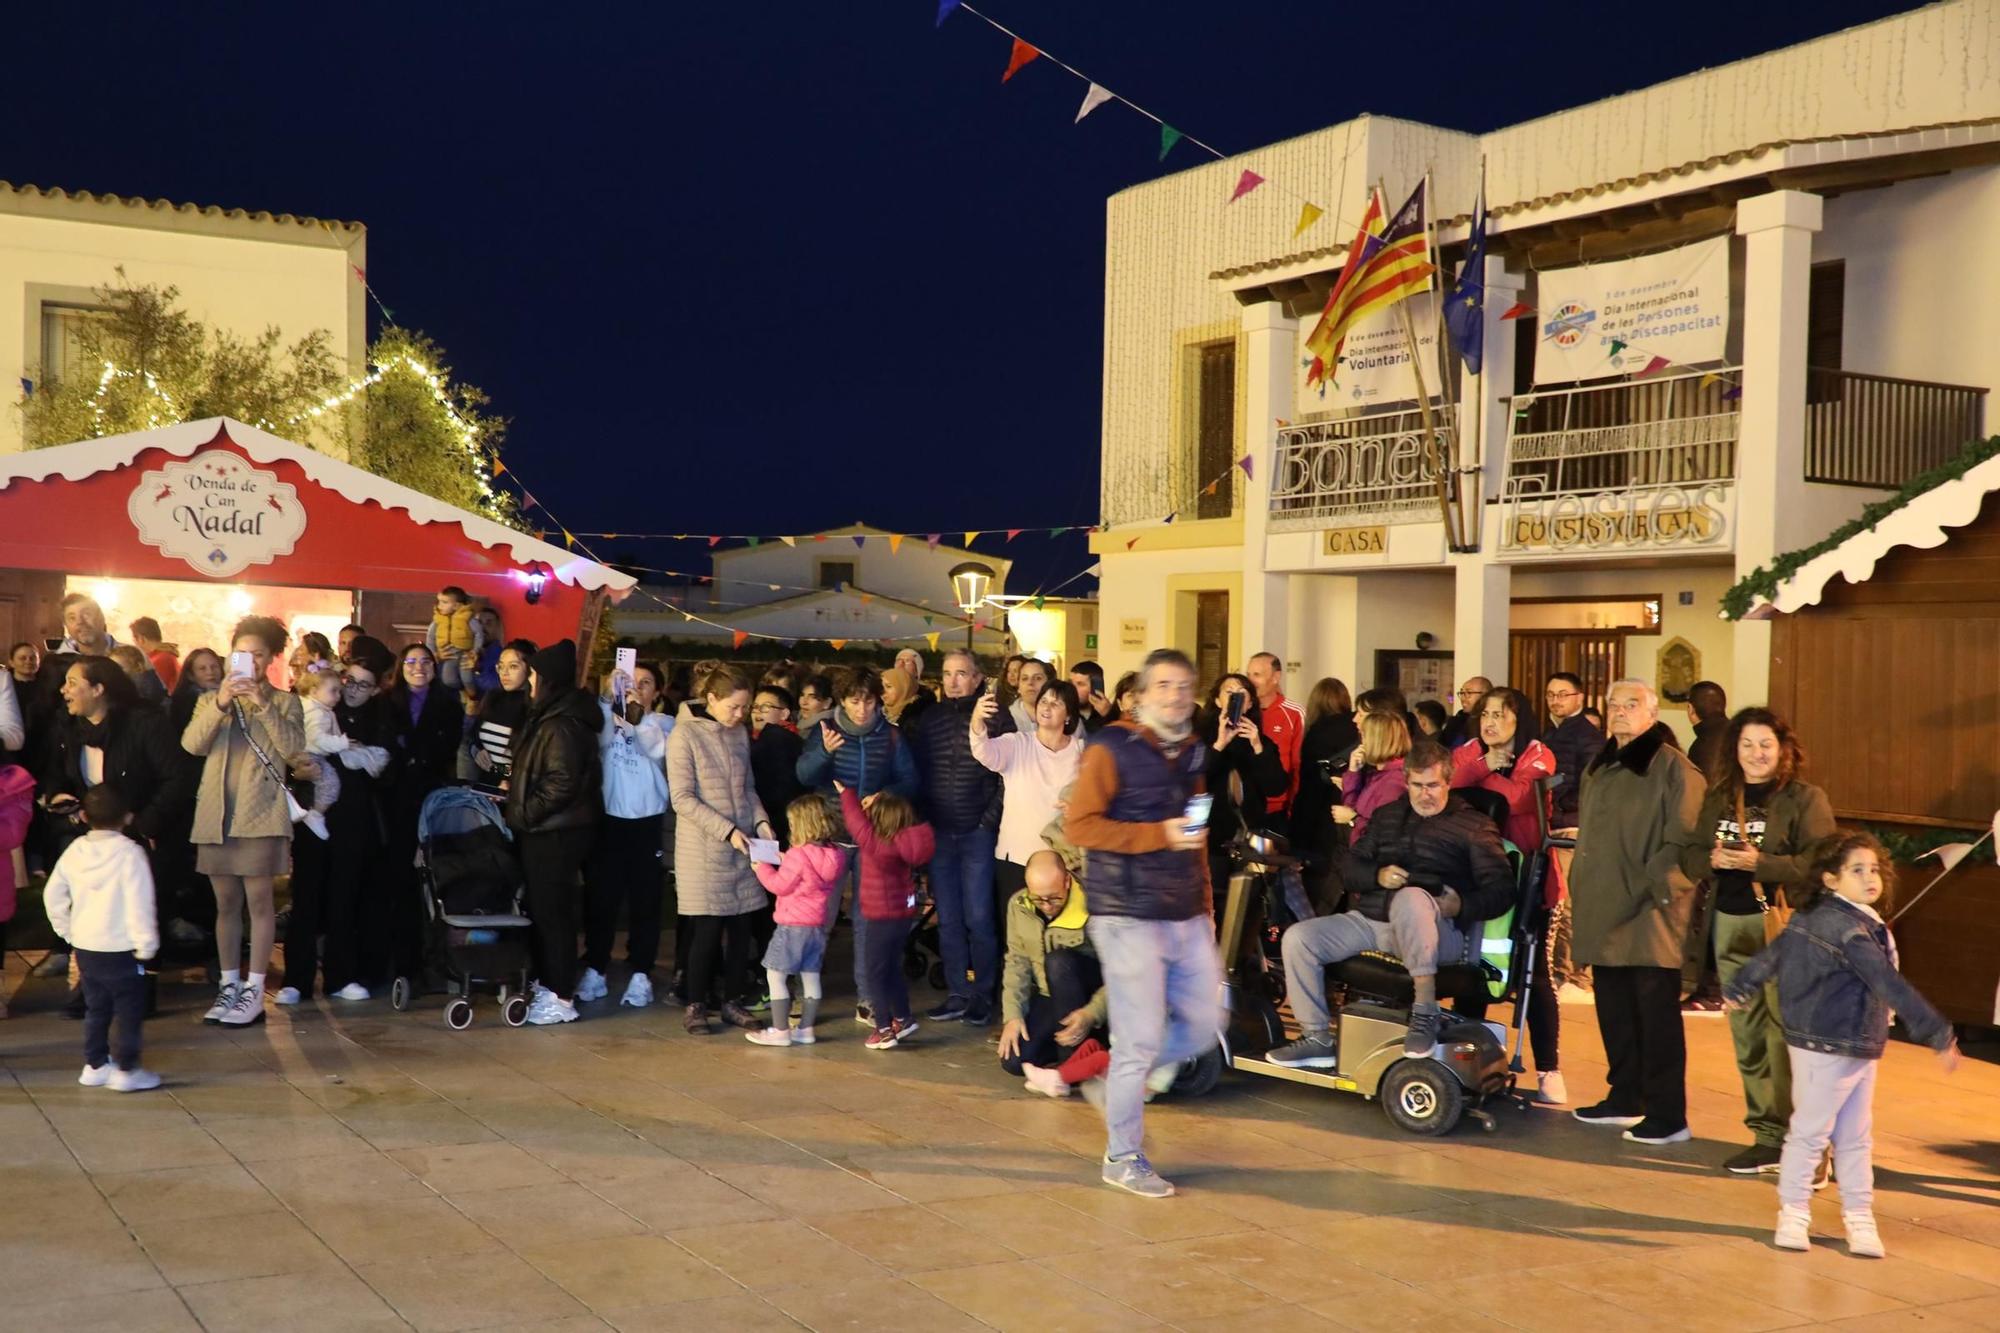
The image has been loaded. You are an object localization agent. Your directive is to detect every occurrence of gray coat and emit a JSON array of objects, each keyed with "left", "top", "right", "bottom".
[
  {"left": 1570, "top": 721, "right": 1704, "bottom": 969},
  {"left": 666, "top": 702, "right": 769, "bottom": 916}
]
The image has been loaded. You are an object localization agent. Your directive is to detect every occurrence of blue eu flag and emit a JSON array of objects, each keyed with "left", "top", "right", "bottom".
[{"left": 1444, "top": 186, "right": 1487, "bottom": 375}]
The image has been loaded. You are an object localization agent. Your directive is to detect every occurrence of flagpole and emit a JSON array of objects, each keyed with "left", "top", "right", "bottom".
[
  {"left": 1422, "top": 164, "right": 1463, "bottom": 551},
  {"left": 1387, "top": 176, "right": 1458, "bottom": 549},
  {"left": 1468, "top": 155, "right": 1487, "bottom": 553}
]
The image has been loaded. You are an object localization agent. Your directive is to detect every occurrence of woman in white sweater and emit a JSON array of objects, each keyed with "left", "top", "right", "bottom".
[{"left": 970, "top": 679, "right": 1084, "bottom": 905}]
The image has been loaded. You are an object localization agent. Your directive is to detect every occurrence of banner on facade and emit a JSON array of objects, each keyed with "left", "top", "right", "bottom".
[
  {"left": 127, "top": 450, "right": 308, "bottom": 578},
  {"left": 1295, "top": 291, "right": 1440, "bottom": 409},
  {"left": 1532, "top": 237, "right": 1729, "bottom": 385}
]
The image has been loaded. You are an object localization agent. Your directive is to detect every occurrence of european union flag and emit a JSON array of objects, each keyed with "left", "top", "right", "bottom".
[{"left": 1444, "top": 185, "right": 1487, "bottom": 375}]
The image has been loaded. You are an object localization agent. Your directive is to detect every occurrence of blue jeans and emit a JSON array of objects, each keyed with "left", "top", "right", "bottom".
[
  {"left": 1086, "top": 914, "right": 1223, "bottom": 1161},
  {"left": 929, "top": 827, "right": 998, "bottom": 1001}
]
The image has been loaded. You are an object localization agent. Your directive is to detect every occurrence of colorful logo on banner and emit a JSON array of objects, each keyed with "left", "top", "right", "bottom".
[
  {"left": 1544, "top": 302, "right": 1595, "bottom": 348},
  {"left": 127, "top": 450, "right": 308, "bottom": 578}
]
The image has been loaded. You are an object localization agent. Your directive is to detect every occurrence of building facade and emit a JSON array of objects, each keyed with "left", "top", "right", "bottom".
[
  {"left": 1090, "top": 1, "right": 1997, "bottom": 739},
  {"left": 1, "top": 180, "right": 366, "bottom": 455}
]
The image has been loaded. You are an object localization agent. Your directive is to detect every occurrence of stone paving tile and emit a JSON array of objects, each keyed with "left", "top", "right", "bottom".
[{"left": 174, "top": 1269, "right": 408, "bottom": 1332}]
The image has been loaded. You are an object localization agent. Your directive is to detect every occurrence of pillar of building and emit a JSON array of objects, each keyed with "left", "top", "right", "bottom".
[
  {"left": 1732, "top": 190, "right": 1823, "bottom": 706},
  {"left": 1239, "top": 299, "right": 1298, "bottom": 669}
]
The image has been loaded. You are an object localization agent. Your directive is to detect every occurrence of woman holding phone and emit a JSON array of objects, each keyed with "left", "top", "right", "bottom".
[
  {"left": 970, "top": 679, "right": 1084, "bottom": 910},
  {"left": 182, "top": 615, "right": 305, "bottom": 1027},
  {"left": 1194, "top": 673, "right": 1288, "bottom": 912}
]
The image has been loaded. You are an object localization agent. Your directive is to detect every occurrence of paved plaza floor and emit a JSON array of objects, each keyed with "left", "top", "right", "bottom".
[{"left": 2, "top": 960, "right": 1996, "bottom": 1332}]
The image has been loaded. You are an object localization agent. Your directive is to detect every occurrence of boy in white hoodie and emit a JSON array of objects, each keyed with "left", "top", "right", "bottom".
[{"left": 43, "top": 785, "right": 162, "bottom": 1092}]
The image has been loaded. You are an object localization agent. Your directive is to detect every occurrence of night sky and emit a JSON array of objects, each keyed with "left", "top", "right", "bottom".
[{"left": 14, "top": 1, "right": 1908, "bottom": 594}]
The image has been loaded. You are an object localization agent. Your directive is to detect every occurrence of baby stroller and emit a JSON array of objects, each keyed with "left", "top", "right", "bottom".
[{"left": 390, "top": 786, "right": 533, "bottom": 1029}]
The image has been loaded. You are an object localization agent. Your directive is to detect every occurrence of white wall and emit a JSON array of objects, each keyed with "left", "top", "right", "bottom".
[
  {"left": 1282, "top": 570, "right": 1455, "bottom": 698},
  {"left": 1094, "top": 541, "right": 1243, "bottom": 680},
  {"left": 1, "top": 203, "right": 362, "bottom": 455},
  {"left": 710, "top": 534, "right": 1010, "bottom": 611}
]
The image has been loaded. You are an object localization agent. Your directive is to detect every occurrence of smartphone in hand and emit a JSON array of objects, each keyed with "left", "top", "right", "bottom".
[
  {"left": 1182, "top": 793, "right": 1214, "bottom": 835},
  {"left": 228, "top": 650, "right": 257, "bottom": 680},
  {"left": 1226, "top": 693, "right": 1246, "bottom": 728}
]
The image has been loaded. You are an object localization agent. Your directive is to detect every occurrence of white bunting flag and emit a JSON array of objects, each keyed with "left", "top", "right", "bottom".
[{"left": 1075, "top": 83, "right": 1114, "bottom": 123}]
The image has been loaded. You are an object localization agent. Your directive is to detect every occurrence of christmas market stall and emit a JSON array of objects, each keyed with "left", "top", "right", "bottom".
[
  {"left": 0, "top": 417, "right": 633, "bottom": 672},
  {"left": 1732, "top": 436, "right": 2000, "bottom": 1028}
]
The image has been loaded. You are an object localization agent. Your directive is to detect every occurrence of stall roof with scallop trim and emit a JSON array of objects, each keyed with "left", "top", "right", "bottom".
[
  {"left": 1739, "top": 448, "right": 2000, "bottom": 621},
  {"left": 0, "top": 417, "right": 634, "bottom": 595}
]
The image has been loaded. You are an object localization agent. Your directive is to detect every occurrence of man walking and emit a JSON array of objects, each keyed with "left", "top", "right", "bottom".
[
  {"left": 1569, "top": 679, "right": 1703, "bottom": 1145},
  {"left": 1065, "top": 648, "right": 1220, "bottom": 1198},
  {"left": 910, "top": 650, "right": 1003, "bottom": 1025},
  {"left": 1245, "top": 652, "right": 1303, "bottom": 828}
]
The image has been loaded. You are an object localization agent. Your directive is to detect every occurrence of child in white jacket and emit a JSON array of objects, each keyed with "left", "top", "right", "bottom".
[{"left": 43, "top": 786, "right": 161, "bottom": 1091}]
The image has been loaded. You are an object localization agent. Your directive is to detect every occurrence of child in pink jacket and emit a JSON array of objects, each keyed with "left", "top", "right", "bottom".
[
  {"left": 745, "top": 794, "right": 849, "bottom": 1047},
  {"left": 0, "top": 760, "right": 35, "bottom": 1017}
]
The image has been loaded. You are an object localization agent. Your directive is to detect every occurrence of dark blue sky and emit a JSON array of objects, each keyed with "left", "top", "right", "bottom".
[{"left": 15, "top": 1, "right": 1906, "bottom": 593}]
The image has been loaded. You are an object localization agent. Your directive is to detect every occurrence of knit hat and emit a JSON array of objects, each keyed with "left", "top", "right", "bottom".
[
  {"left": 528, "top": 639, "right": 578, "bottom": 699},
  {"left": 344, "top": 635, "right": 394, "bottom": 679}
]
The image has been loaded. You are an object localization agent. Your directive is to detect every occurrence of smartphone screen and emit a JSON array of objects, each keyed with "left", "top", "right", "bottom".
[
  {"left": 228, "top": 650, "right": 257, "bottom": 680},
  {"left": 1183, "top": 793, "right": 1214, "bottom": 833},
  {"left": 1226, "top": 693, "right": 1245, "bottom": 728}
]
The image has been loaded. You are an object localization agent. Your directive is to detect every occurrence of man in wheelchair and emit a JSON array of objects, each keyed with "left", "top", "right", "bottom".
[{"left": 1268, "top": 741, "right": 1517, "bottom": 1066}]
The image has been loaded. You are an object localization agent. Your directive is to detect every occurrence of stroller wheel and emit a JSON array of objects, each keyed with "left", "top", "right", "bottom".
[
  {"left": 444, "top": 998, "right": 474, "bottom": 1030},
  {"left": 902, "top": 954, "right": 925, "bottom": 980},
  {"left": 390, "top": 976, "right": 414, "bottom": 1012},
  {"left": 928, "top": 962, "right": 947, "bottom": 992},
  {"left": 503, "top": 995, "right": 530, "bottom": 1027}
]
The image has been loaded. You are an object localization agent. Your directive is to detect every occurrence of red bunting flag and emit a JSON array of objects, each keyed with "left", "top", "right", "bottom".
[
  {"left": 1001, "top": 38, "right": 1039, "bottom": 83},
  {"left": 1005, "top": 529, "right": 1023, "bottom": 542},
  {"left": 1229, "top": 169, "right": 1266, "bottom": 203},
  {"left": 1637, "top": 355, "right": 1670, "bottom": 376},
  {"left": 1500, "top": 302, "right": 1532, "bottom": 321},
  {"left": 707, "top": 536, "right": 723, "bottom": 547},
  {"left": 731, "top": 631, "right": 749, "bottom": 650}
]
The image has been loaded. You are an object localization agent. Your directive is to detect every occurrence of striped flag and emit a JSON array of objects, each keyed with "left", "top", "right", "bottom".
[
  {"left": 1303, "top": 182, "right": 1436, "bottom": 389},
  {"left": 1302, "top": 192, "right": 1384, "bottom": 389}
]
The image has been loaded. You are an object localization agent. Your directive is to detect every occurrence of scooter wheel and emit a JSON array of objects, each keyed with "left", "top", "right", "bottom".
[
  {"left": 390, "top": 976, "right": 413, "bottom": 1012},
  {"left": 1381, "top": 1060, "right": 1464, "bottom": 1136},
  {"left": 503, "top": 995, "right": 530, "bottom": 1027},
  {"left": 1173, "top": 1046, "right": 1225, "bottom": 1098},
  {"left": 444, "top": 998, "right": 474, "bottom": 1030}
]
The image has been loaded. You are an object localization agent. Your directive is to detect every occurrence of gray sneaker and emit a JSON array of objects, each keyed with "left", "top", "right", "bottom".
[
  {"left": 1102, "top": 1153, "right": 1175, "bottom": 1199},
  {"left": 1266, "top": 1030, "right": 1337, "bottom": 1069},
  {"left": 1403, "top": 1007, "right": 1443, "bottom": 1058}
]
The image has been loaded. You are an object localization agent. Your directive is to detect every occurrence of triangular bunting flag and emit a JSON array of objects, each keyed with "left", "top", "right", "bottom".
[
  {"left": 1202, "top": 481, "right": 1218, "bottom": 497},
  {"left": 603, "top": 533, "right": 618, "bottom": 540},
  {"left": 492, "top": 459, "right": 506, "bottom": 478},
  {"left": 890, "top": 614, "right": 900, "bottom": 623},
  {"left": 1032, "top": 595, "right": 1046, "bottom": 610},
  {"left": 852, "top": 535, "right": 866, "bottom": 549},
  {"left": 746, "top": 536, "right": 761, "bottom": 547},
  {"left": 1075, "top": 82, "right": 1114, "bottom": 123},
  {"left": 561, "top": 530, "right": 575, "bottom": 549},
  {"left": 1126, "top": 536, "right": 1141, "bottom": 550},
  {"left": 1500, "top": 302, "right": 1532, "bottom": 321},
  {"left": 1001, "top": 37, "right": 1039, "bottom": 83},
  {"left": 888, "top": 534, "right": 904, "bottom": 554},
  {"left": 707, "top": 536, "right": 723, "bottom": 547},
  {"left": 1162, "top": 512, "right": 1177, "bottom": 524},
  {"left": 1637, "top": 355, "right": 1670, "bottom": 376},
  {"left": 925, "top": 533, "right": 941, "bottom": 550},
  {"left": 925, "top": 632, "right": 941, "bottom": 651},
  {"left": 1047, "top": 527, "right": 1064, "bottom": 538},
  {"left": 923, "top": 616, "right": 934, "bottom": 627},
  {"left": 1229, "top": 169, "right": 1265, "bottom": 203},
  {"left": 963, "top": 531, "right": 979, "bottom": 545},
  {"left": 829, "top": 639, "right": 847, "bottom": 651},
  {"left": 1608, "top": 339, "right": 1627, "bottom": 356},
  {"left": 533, "top": 529, "right": 547, "bottom": 542},
  {"left": 859, "top": 594, "right": 874, "bottom": 606},
  {"left": 935, "top": 0, "right": 959, "bottom": 25},
  {"left": 813, "top": 534, "right": 827, "bottom": 543},
  {"left": 1293, "top": 202, "right": 1324, "bottom": 237},
  {"left": 1158, "top": 124, "right": 1183, "bottom": 161},
  {"left": 1722, "top": 385, "right": 1743, "bottom": 401},
  {"left": 1238, "top": 452, "right": 1254, "bottom": 480},
  {"left": 780, "top": 535, "right": 797, "bottom": 547},
  {"left": 521, "top": 492, "right": 538, "bottom": 509},
  {"left": 1699, "top": 373, "right": 1722, "bottom": 389},
  {"left": 732, "top": 631, "right": 749, "bottom": 650},
  {"left": 1005, "top": 529, "right": 1022, "bottom": 542}
]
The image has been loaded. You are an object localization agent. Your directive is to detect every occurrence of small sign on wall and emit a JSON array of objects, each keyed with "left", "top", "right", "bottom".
[
  {"left": 1322, "top": 525, "right": 1387, "bottom": 555},
  {"left": 1657, "top": 636, "right": 1701, "bottom": 703},
  {"left": 1085, "top": 633, "right": 1098, "bottom": 650},
  {"left": 1118, "top": 618, "right": 1148, "bottom": 651}
]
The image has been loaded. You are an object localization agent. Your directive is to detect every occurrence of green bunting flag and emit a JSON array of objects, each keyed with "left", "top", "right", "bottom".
[{"left": 1158, "top": 125, "right": 1183, "bottom": 161}]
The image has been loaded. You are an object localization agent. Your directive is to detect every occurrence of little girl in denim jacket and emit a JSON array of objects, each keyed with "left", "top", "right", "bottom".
[{"left": 1724, "top": 831, "right": 1959, "bottom": 1260}]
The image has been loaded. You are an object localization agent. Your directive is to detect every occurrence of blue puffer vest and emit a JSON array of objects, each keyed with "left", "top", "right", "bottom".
[{"left": 1083, "top": 724, "right": 1209, "bottom": 922}]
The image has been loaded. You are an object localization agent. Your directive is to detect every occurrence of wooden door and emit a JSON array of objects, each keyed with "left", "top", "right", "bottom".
[{"left": 1509, "top": 631, "right": 1624, "bottom": 724}]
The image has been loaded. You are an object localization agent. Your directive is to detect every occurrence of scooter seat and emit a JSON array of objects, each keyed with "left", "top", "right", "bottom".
[{"left": 1329, "top": 951, "right": 1491, "bottom": 1009}]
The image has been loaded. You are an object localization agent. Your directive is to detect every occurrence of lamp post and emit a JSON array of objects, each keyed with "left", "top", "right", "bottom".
[{"left": 948, "top": 560, "right": 994, "bottom": 653}]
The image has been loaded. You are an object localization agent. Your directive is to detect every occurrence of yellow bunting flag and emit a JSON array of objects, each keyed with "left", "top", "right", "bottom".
[
  {"left": 1699, "top": 373, "right": 1722, "bottom": 388},
  {"left": 829, "top": 639, "right": 847, "bottom": 651},
  {"left": 963, "top": 531, "right": 979, "bottom": 545},
  {"left": 1294, "top": 202, "right": 1324, "bottom": 237},
  {"left": 888, "top": 534, "right": 904, "bottom": 554},
  {"left": 859, "top": 594, "right": 874, "bottom": 606},
  {"left": 779, "top": 536, "right": 797, "bottom": 547},
  {"left": 561, "top": 529, "right": 574, "bottom": 549},
  {"left": 925, "top": 632, "right": 941, "bottom": 651}
]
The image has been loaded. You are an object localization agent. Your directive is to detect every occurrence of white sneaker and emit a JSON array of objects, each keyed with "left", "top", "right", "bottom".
[
  {"left": 1021, "top": 1064, "right": 1073, "bottom": 1099},
  {"left": 109, "top": 1068, "right": 162, "bottom": 1093},
  {"left": 744, "top": 1026, "right": 792, "bottom": 1047},
  {"left": 575, "top": 968, "right": 609, "bottom": 1003},
  {"left": 792, "top": 1026, "right": 817, "bottom": 1045},
  {"left": 1844, "top": 1211, "right": 1885, "bottom": 1258},
  {"left": 1533, "top": 1070, "right": 1569, "bottom": 1106},
  {"left": 1775, "top": 1205, "right": 1812, "bottom": 1251},
  {"left": 620, "top": 973, "right": 653, "bottom": 1008},
  {"left": 78, "top": 1063, "right": 114, "bottom": 1088},
  {"left": 219, "top": 985, "right": 266, "bottom": 1027},
  {"left": 332, "top": 983, "right": 370, "bottom": 1001},
  {"left": 274, "top": 987, "right": 303, "bottom": 1006},
  {"left": 203, "top": 982, "right": 240, "bottom": 1024},
  {"left": 1557, "top": 982, "right": 1595, "bottom": 1005},
  {"left": 525, "top": 993, "right": 579, "bottom": 1026}
]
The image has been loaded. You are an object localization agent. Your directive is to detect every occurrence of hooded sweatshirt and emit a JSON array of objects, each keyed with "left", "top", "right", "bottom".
[
  {"left": 599, "top": 699, "right": 671, "bottom": 820},
  {"left": 44, "top": 828, "right": 159, "bottom": 958}
]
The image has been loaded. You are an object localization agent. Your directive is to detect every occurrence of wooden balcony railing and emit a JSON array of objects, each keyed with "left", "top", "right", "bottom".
[{"left": 1805, "top": 368, "right": 1988, "bottom": 488}]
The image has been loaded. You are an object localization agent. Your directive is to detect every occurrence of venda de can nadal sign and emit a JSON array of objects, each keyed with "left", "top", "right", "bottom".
[
  {"left": 1533, "top": 237, "right": 1729, "bottom": 385},
  {"left": 127, "top": 451, "right": 308, "bottom": 577}
]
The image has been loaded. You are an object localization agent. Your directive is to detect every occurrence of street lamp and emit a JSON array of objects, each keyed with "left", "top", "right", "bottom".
[{"left": 948, "top": 560, "right": 994, "bottom": 651}]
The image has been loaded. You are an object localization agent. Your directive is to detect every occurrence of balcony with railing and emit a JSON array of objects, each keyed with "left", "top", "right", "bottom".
[
  {"left": 1504, "top": 368, "right": 1741, "bottom": 499},
  {"left": 1806, "top": 368, "right": 1988, "bottom": 487},
  {"left": 1268, "top": 408, "right": 1455, "bottom": 532}
]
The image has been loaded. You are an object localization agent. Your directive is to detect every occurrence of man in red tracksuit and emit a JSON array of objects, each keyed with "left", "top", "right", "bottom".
[{"left": 1246, "top": 652, "right": 1303, "bottom": 831}]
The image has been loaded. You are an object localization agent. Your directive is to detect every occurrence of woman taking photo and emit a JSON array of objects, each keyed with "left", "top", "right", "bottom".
[
  {"left": 182, "top": 615, "right": 305, "bottom": 1027},
  {"left": 1449, "top": 685, "right": 1564, "bottom": 1105},
  {"left": 1191, "top": 674, "right": 1288, "bottom": 905},
  {"left": 1681, "top": 707, "right": 1835, "bottom": 1177},
  {"left": 971, "top": 677, "right": 1084, "bottom": 940},
  {"left": 668, "top": 666, "right": 774, "bottom": 1034},
  {"left": 462, "top": 639, "right": 536, "bottom": 782},
  {"left": 506, "top": 640, "right": 603, "bottom": 1025},
  {"left": 579, "top": 659, "right": 673, "bottom": 1009}
]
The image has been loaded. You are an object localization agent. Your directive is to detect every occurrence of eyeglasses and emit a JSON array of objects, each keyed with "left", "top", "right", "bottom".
[
  {"left": 341, "top": 676, "right": 376, "bottom": 692},
  {"left": 1028, "top": 893, "right": 1070, "bottom": 909},
  {"left": 1545, "top": 689, "right": 1580, "bottom": 700},
  {"left": 403, "top": 658, "right": 434, "bottom": 670}
]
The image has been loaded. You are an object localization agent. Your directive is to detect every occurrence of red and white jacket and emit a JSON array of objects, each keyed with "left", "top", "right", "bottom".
[{"left": 1259, "top": 692, "right": 1305, "bottom": 817}]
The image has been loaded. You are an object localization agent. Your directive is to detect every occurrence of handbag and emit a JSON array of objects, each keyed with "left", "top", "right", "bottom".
[{"left": 1739, "top": 788, "right": 1791, "bottom": 944}]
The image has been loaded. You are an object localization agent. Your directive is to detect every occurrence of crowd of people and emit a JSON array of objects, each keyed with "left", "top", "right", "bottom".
[{"left": 0, "top": 592, "right": 1963, "bottom": 1252}]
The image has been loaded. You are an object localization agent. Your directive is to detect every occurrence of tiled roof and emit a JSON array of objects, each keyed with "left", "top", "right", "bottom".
[{"left": 0, "top": 180, "right": 363, "bottom": 235}]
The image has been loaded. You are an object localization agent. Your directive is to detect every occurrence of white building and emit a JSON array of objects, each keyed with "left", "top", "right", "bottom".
[
  {"left": 1, "top": 179, "right": 366, "bottom": 455},
  {"left": 1091, "top": 0, "right": 1998, "bottom": 738}
]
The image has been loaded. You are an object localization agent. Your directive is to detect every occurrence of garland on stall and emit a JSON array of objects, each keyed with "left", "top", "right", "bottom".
[{"left": 1721, "top": 434, "right": 2000, "bottom": 620}]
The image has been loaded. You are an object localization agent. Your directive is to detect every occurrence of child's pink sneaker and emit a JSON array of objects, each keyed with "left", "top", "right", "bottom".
[
  {"left": 792, "top": 1026, "right": 816, "bottom": 1045},
  {"left": 744, "top": 1027, "right": 793, "bottom": 1047}
]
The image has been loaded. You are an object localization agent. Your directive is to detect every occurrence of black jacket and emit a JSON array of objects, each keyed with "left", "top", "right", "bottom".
[
  {"left": 1688, "top": 717, "right": 1729, "bottom": 779},
  {"left": 1195, "top": 709, "right": 1289, "bottom": 843},
  {"left": 1440, "top": 710, "right": 1478, "bottom": 750},
  {"left": 506, "top": 685, "right": 603, "bottom": 835},
  {"left": 38, "top": 706, "right": 195, "bottom": 843},
  {"left": 1293, "top": 712, "right": 1359, "bottom": 856},
  {"left": 911, "top": 692, "right": 1002, "bottom": 835},
  {"left": 1542, "top": 711, "right": 1604, "bottom": 820},
  {"left": 749, "top": 725, "right": 807, "bottom": 846},
  {"left": 392, "top": 685, "right": 465, "bottom": 789},
  {"left": 1341, "top": 793, "right": 1516, "bottom": 928}
]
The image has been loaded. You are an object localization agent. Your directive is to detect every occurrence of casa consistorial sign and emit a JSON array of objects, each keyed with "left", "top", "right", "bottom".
[
  {"left": 128, "top": 450, "right": 308, "bottom": 577},
  {"left": 1501, "top": 477, "right": 1729, "bottom": 553}
]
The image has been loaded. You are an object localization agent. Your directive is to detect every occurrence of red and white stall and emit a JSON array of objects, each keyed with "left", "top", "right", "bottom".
[{"left": 0, "top": 418, "right": 632, "bottom": 672}]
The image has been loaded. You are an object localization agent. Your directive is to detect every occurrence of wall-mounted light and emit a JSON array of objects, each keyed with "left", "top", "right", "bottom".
[{"left": 525, "top": 566, "right": 547, "bottom": 605}]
